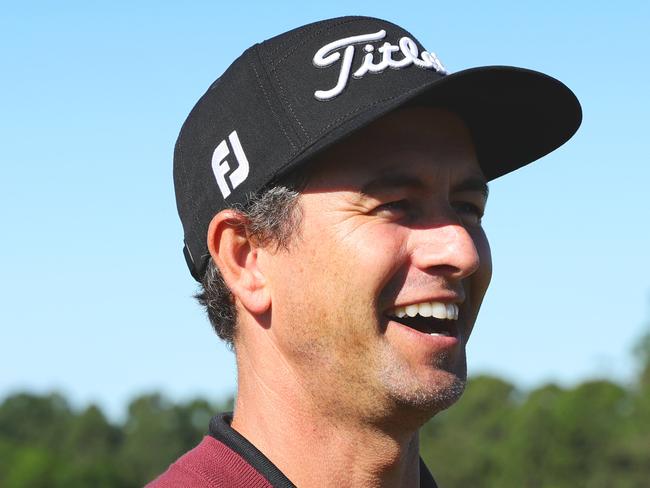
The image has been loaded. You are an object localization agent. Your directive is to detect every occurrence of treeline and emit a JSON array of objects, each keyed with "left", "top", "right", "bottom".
[
  {"left": 0, "top": 392, "right": 234, "bottom": 487},
  {"left": 2, "top": 333, "right": 649, "bottom": 487},
  {"left": 421, "top": 328, "right": 650, "bottom": 487}
]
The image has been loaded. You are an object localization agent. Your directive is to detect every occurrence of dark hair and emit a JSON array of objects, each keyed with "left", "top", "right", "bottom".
[{"left": 195, "top": 180, "right": 305, "bottom": 347}]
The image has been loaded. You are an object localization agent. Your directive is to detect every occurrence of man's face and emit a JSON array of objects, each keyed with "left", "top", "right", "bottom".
[{"left": 257, "top": 107, "right": 492, "bottom": 423}]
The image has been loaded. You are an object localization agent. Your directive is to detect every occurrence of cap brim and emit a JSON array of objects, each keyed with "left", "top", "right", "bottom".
[{"left": 293, "top": 66, "right": 582, "bottom": 182}]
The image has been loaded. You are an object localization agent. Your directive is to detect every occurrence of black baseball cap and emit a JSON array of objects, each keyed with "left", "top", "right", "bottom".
[{"left": 174, "top": 16, "right": 582, "bottom": 282}]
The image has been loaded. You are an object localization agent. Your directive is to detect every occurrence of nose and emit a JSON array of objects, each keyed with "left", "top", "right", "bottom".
[{"left": 410, "top": 223, "right": 481, "bottom": 280}]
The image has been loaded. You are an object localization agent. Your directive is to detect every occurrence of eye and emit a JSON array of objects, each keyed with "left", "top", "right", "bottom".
[
  {"left": 373, "top": 199, "right": 414, "bottom": 219},
  {"left": 378, "top": 199, "right": 410, "bottom": 211},
  {"left": 453, "top": 201, "right": 484, "bottom": 225}
]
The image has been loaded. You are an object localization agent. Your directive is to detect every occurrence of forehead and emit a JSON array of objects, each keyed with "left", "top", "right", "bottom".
[{"left": 303, "top": 107, "right": 484, "bottom": 191}]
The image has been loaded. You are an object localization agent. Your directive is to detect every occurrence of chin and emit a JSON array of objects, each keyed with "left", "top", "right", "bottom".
[
  {"left": 379, "top": 360, "right": 468, "bottom": 424},
  {"left": 399, "top": 372, "right": 466, "bottom": 412}
]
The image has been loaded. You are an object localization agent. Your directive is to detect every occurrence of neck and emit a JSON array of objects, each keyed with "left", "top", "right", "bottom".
[{"left": 231, "top": 342, "right": 422, "bottom": 488}]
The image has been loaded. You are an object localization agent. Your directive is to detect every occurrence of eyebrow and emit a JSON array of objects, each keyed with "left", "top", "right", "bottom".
[
  {"left": 452, "top": 176, "right": 490, "bottom": 198},
  {"left": 360, "top": 173, "right": 427, "bottom": 195},
  {"left": 360, "top": 172, "right": 489, "bottom": 198}
]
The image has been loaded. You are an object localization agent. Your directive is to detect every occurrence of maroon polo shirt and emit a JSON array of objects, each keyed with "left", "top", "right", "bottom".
[{"left": 147, "top": 413, "right": 438, "bottom": 487}]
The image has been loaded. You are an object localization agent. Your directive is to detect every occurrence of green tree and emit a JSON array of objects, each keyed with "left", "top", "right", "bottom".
[
  {"left": 117, "top": 393, "right": 190, "bottom": 486},
  {"left": 117, "top": 393, "right": 233, "bottom": 486},
  {"left": 0, "top": 392, "right": 73, "bottom": 449},
  {"left": 554, "top": 380, "right": 628, "bottom": 488},
  {"left": 53, "top": 404, "right": 124, "bottom": 487},
  {"left": 420, "top": 375, "right": 517, "bottom": 487},
  {"left": 1, "top": 446, "right": 56, "bottom": 488},
  {"left": 0, "top": 392, "right": 73, "bottom": 487},
  {"left": 607, "top": 323, "right": 650, "bottom": 487},
  {"left": 497, "top": 383, "right": 564, "bottom": 487}
]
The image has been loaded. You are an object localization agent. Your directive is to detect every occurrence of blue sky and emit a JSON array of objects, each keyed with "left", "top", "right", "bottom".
[{"left": 1, "top": 1, "right": 649, "bottom": 419}]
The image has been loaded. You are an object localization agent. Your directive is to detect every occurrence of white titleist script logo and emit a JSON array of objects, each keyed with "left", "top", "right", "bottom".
[
  {"left": 313, "top": 29, "right": 447, "bottom": 101},
  {"left": 211, "top": 130, "right": 250, "bottom": 199}
]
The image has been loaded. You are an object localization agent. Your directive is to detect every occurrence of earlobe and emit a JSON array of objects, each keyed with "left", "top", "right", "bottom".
[{"left": 207, "top": 211, "right": 271, "bottom": 315}]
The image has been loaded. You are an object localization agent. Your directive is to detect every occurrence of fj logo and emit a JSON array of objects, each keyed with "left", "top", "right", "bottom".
[{"left": 211, "top": 130, "right": 250, "bottom": 199}]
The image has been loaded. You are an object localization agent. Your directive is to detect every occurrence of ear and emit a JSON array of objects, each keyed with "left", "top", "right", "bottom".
[{"left": 207, "top": 210, "right": 271, "bottom": 315}]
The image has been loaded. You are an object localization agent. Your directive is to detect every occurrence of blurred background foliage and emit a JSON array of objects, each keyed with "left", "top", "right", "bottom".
[{"left": 2, "top": 326, "right": 649, "bottom": 488}]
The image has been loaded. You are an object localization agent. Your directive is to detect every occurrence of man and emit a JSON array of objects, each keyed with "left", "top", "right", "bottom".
[{"left": 150, "top": 16, "right": 581, "bottom": 487}]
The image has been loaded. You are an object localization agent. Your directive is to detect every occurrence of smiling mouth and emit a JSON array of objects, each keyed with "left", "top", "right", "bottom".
[{"left": 385, "top": 301, "right": 459, "bottom": 337}]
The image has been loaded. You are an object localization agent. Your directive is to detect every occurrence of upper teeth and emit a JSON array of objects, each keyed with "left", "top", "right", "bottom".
[{"left": 391, "top": 302, "right": 459, "bottom": 320}]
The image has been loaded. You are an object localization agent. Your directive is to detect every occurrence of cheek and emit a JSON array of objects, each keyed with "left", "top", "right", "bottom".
[
  {"left": 462, "top": 228, "right": 491, "bottom": 342},
  {"left": 471, "top": 226, "right": 492, "bottom": 302},
  {"left": 266, "top": 220, "right": 408, "bottom": 328},
  {"left": 339, "top": 224, "right": 410, "bottom": 291}
]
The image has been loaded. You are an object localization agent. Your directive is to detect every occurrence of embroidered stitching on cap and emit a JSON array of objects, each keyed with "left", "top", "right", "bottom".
[
  {"left": 263, "top": 76, "right": 438, "bottom": 186},
  {"left": 267, "top": 17, "right": 361, "bottom": 69},
  {"left": 313, "top": 29, "right": 446, "bottom": 101},
  {"left": 249, "top": 51, "right": 298, "bottom": 152},
  {"left": 270, "top": 65, "right": 309, "bottom": 140}
]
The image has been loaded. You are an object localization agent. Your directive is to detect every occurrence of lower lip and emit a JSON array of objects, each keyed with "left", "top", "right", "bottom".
[{"left": 387, "top": 319, "right": 461, "bottom": 349}]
